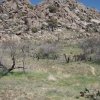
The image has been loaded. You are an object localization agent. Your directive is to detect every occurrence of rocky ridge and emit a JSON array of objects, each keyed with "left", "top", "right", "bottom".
[{"left": 0, "top": 0, "right": 100, "bottom": 41}]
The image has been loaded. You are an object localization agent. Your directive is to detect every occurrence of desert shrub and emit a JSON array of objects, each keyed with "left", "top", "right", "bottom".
[
  {"left": 27, "top": 4, "right": 34, "bottom": 10},
  {"left": 32, "top": 27, "right": 38, "bottom": 33},
  {"left": 48, "top": 5, "right": 57, "bottom": 13},
  {"left": 41, "top": 23, "right": 48, "bottom": 30},
  {"left": 20, "top": 12, "right": 26, "bottom": 17},
  {"left": 35, "top": 43, "right": 58, "bottom": 60},
  {"left": 79, "top": 88, "right": 100, "bottom": 100},
  {"left": 80, "top": 36, "right": 100, "bottom": 61},
  {"left": 46, "top": 18, "right": 58, "bottom": 31}
]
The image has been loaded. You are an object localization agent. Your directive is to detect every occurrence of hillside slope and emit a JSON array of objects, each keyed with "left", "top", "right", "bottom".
[
  {"left": 0, "top": 0, "right": 100, "bottom": 41},
  {"left": 0, "top": 1, "right": 100, "bottom": 100}
]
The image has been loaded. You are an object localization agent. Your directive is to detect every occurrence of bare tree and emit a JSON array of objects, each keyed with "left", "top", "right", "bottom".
[
  {"left": 0, "top": 39, "right": 18, "bottom": 75},
  {"left": 19, "top": 39, "right": 31, "bottom": 72},
  {"left": 80, "top": 36, "right": 100, "bottom": 61},
  {"left": 63, "top": 54, "right": 70, "bottom": 63},
  {"left": 35, "top": 43, "right": 58, "bottom": 60}
]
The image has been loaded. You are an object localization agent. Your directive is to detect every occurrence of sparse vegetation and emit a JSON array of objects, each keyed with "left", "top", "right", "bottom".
[
  {"left": 48, "top": 5, "right": 58, "bottom": 13},
  {"left": 32, "top": 27, "right": 38, "bottom": 33},
  {"left": 47, "top": 18, "right": 58, "bottom": 31},
  {"left": 80, "top": 36, "right": 100, "bottom": 61},
  {"left": 35, "top": 43, "right": 58, "bottom": 60},
  {"left": 27, "top": 4, "right": 34, "bottom": 10},
  {"left": 0, "top": 0, "right": 100, "bottom": 100}
]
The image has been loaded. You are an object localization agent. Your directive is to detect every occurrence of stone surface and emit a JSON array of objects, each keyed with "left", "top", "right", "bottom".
[{"left": 0, "top": 0, "right": 100, "bottom": 41}]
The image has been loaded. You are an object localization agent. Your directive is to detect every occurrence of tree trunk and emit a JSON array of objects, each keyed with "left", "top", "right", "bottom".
[{"left": 3, "top": 55, "right": 16, "bottom": 76}]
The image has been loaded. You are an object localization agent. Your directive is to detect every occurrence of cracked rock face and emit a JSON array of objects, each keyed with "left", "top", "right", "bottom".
[{"left": 0, "top": 0, "right": 100, "bottom": 41}]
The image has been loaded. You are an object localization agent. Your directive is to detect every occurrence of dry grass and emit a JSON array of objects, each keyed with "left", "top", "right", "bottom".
[
  {"left": 0, "top": 60, "right": 100, "bottom": 100},
  {"left": 0, "top": 30, "right": 100, "bottom": 100}
]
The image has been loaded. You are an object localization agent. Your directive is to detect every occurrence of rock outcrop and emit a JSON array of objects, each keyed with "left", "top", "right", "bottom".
[{"left": 0, "top": 0, "right": 100, "bottom": 40}]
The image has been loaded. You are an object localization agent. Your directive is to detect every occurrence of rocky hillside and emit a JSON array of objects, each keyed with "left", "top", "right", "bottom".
[{"left": 0, "top": 0, "right": 100, "bottom": 40}]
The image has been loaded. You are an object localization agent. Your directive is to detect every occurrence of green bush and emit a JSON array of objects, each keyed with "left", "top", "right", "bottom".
[
  {"left": 48, "top": 5, "right": 57, "bottom": 13},
  {"left": 36, "top": 43, "right": 58, "bottom": 60},
  {"left": 32, "top": 27, "right": 38, "bottom": 33},
  {"left": 27, "top": 4, "right": 34, "bottom": 10},
  {"left": 20, "top": 12, "right": 26, "bottom": 17},
  {"left": 47, "top": 18, "right": 58, "bottom": 31}
]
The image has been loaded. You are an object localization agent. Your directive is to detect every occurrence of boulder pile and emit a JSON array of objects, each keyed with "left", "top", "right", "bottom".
[{"left": 0, "top": 0, "right": 100, "bottom": 40}]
